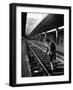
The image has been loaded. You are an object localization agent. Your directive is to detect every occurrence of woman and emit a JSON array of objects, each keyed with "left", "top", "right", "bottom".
[{"left": 46, "top": 39, "right": 56, "bottom": 71}]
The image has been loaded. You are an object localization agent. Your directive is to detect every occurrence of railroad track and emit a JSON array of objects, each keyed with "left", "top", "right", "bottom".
[{"left": 26, "top": 40, "right": 64, "bottom": 76}]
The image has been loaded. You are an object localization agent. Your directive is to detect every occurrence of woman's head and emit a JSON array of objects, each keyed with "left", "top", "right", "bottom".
[{"left": 46, "top": 38, "right": 50, "bottom": 43}]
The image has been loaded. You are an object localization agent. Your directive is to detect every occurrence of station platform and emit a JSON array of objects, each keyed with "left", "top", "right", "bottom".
[{"left": 22, "top": 38, "right": 64, "bottom": 77}]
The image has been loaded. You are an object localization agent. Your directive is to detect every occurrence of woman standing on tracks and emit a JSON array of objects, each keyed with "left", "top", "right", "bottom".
[
  {"left": 46, "top": 39, "right": 56, "bottom": 71},
  {"left": 50, "top": 41, "right": 56, "bottom": 62}
]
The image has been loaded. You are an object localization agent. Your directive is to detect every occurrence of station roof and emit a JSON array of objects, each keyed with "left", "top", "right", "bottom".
[{"left": 29, "top": 14, "right": 64, "bottom": 36}]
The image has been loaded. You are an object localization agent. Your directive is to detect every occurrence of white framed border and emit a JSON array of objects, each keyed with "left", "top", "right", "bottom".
[{"left": 16, "top": 6, "right": 70, "bottom": 84}]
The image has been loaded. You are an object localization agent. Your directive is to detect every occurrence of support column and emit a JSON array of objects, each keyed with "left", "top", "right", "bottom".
[
  {"left": 22, "top": 13, "right": 27, "bottom": 37},
  {"left": 56, "top": 27, "right": 59, "bottom": 44},
  {"left": 45, "top": 32, "right": 47, "bottom": 39}
]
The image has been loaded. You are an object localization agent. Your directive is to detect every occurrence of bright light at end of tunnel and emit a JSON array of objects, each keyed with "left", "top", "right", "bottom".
[{"left": 25, "top": 13, "right": 48, "bottom": 35}]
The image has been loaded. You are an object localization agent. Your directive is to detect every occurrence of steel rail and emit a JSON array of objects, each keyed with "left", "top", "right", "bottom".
[{"left": 29, "top": 45, "right": 50, "bottom": 76}]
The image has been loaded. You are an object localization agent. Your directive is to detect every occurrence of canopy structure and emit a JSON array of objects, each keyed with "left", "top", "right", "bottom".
[{"left": 29, "top": 14, "right": 64, "bottom": 36}]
